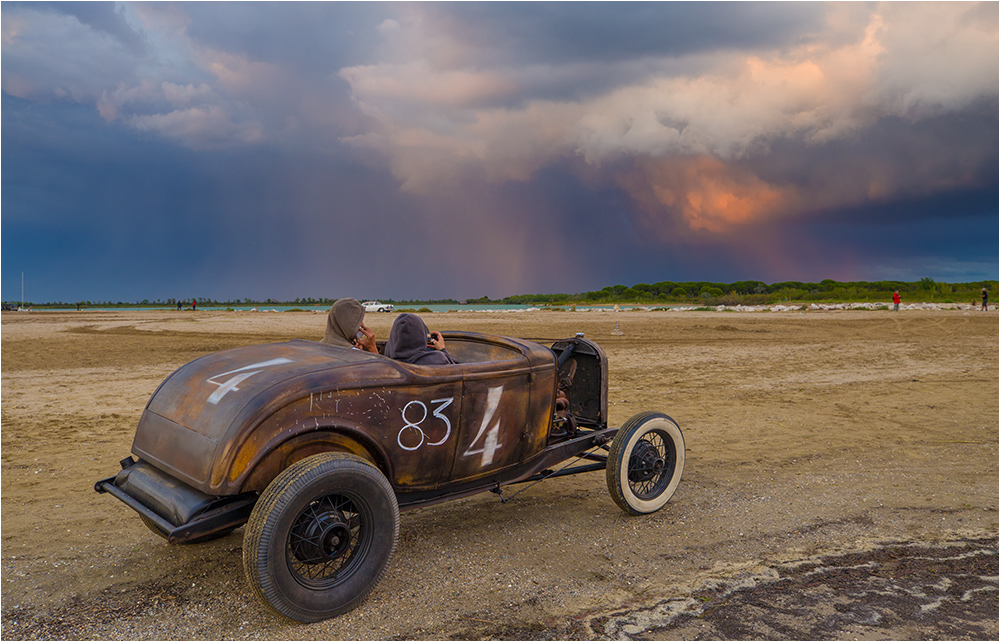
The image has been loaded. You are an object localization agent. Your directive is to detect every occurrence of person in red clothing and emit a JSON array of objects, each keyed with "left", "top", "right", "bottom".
[
  {"left": 192, "top": 298, "right": 197, "bottom": 311},
  {"left": 892, "top": 291, "right": 900, "bottom": 312}
]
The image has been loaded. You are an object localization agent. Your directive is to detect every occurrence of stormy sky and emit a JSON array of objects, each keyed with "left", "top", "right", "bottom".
[{"left": 2, "top": 2, "right": 997, "bottom": 303}]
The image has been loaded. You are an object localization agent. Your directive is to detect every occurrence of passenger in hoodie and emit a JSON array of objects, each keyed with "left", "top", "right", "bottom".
[
  {"left": 384, "top": 313, "right": 456, "bottom": 365},
  {"left": 320, "top": 298, "right": 377, "bottom": 352}
]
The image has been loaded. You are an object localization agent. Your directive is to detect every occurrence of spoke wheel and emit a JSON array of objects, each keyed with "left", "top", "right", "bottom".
[
  {"left": 243, "top": 453, "right": 398, "bottom": 622},
  {"left": 287, "top": 494, "right": 366, "bottom": 587},
  {"left": 606, "top": 412, "right": 685, "bottom": 515}
]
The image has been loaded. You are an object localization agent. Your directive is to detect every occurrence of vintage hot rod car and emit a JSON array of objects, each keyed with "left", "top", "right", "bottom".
[{"left": 95, "top": 331, "right": 684, "bottom": 622}]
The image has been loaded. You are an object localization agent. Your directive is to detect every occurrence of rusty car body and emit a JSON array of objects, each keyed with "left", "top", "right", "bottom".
[{"left": 96, "top": 331, "right": 685, "bottom": 622}]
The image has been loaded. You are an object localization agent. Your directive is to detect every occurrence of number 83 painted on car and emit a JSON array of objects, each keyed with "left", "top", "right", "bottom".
[{"left": 96, "top": 331, "right": 685, "bottom": 623}]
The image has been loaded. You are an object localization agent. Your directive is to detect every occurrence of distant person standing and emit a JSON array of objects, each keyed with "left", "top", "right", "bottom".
[
  {"left": 177, "top": 300, "right": 182, "bottom": 311},
  {"left": 192, "top": 298, "right": 197, "bottom": 311},
  {"left": 983, "top": 288, "right": 989, "bottom": 311},
  {"left": 892, "top": 291, "right": 901, "bottom": 312}
]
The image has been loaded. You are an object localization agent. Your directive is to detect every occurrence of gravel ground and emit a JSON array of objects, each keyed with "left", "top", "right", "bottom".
[{"left": 2, "top": 308, "right": 997, "bottom": 640}]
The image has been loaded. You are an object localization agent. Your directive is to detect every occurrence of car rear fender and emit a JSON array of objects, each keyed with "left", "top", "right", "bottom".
[
  {"left": 239, "top": 428, "right": 389, "bottom": 493},
  {"left": 221, "top": 397, "right": 395, "bottom": 494}
]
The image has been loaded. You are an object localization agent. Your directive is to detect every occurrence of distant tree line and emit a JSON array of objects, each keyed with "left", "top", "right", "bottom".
[
  {"left": 491, "top": 278, "right": 997, "bottom": 306},
  {"left": 2, "top": 295, "right": 463, "bottom": 309},
  {"left": 4, "top": 279, "right": 995, "bottom": 309}
]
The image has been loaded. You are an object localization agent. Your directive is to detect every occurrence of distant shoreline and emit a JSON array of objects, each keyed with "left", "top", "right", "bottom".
[
  {"left": 5, "top": 277, "right": 994, "bottom": 312},
  {"left": 5, "top": 301, "right": 993, "bottom": 313}
]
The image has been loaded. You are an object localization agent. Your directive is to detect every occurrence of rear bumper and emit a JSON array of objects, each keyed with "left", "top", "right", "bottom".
[{"left": 95, "top": 458, "right": 256, "bottom": 544}]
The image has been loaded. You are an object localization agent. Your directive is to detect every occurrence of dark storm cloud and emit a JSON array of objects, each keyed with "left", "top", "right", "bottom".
[
  {"left": 2, "top": 2, "right": 996, "bottom": 304},
  {"left": 422, "top": 2, "right": 830, "bottom": 65},
  {"left": 2, "top": 2, "right": 143, "bottom": 106},
  {"left": 23, "top": 1, "right": 148, "bottom": 56},
  {"left": 179, "top": 3, "right": 391, "bottom": 69},
  {"left": 348, "top": 3, "right": 841, "bottom": 109},
  {"left": 2, "top": 92, "right": 418, "bottom": 303},
  {"left": 340, "top": 2, "right": 996, "bottom": 238}
]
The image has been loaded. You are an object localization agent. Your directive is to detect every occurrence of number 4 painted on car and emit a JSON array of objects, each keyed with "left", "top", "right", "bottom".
[
  {"left": 206, "top": 358, "right": 293, "bottom": 404},
  {"left": 463, "top": 386, "right": 503, "bottom": 467}
]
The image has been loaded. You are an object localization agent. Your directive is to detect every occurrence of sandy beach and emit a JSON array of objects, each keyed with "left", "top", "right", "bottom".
[{"left": 2, "top": 308, "right": 997, "bottom": 639}]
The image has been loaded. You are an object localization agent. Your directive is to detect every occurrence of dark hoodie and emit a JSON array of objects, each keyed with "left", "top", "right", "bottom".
[
  {"left": 384, "top": 313, "right": 456, "bottom": 365},
  {"left": 320, "top": 298, "right": 364, "bottom": 348}
]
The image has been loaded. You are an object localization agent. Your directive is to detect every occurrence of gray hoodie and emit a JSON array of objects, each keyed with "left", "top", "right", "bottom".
[
  {"left": 320, "top": 298, "right": 364, "bottom": 348},
  {"left": 384, "top": 313, "right": 455, "bottom": 365}
]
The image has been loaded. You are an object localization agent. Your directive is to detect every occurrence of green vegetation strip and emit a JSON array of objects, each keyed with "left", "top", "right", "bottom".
[{"left": 6, "top": 278, "right": 996, "bottom": 309}]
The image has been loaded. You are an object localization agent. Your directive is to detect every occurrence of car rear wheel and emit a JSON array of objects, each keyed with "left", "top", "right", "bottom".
[
  {"left": 606, "top": 412, "right": 684, "bottom": 515},
  {"left": 242, "top": 452, "right": 399, "bottom": 622}
]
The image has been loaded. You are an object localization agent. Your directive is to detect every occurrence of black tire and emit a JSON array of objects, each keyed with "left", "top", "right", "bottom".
[
  {"left": 242, "top": 453, "right": 399, "bottom": 622},
  {"left": 606, "top": 411, "right": 685, "bottom": 515},
  {"left": 140, "top": 515, "right": 236, "bottom": 544}
]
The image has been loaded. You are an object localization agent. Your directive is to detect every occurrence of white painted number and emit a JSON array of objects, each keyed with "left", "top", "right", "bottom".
[
  {"left": 391, "top": 387, "right": 505, "bottom": 469},
  {"left": 206, "top": 357, "right": 293, "bottom": 404},
  {"left": 428, "top": 397, "right": 453, "bottom": 446},
  {"left": 397, "top": 397, "right": 454, "bottom": 451},
  {"left": 397, "top": 401, "right": 428, "bottom": 451},
  {"left": 463, "top": 386, "right": 504, "bottom": 467}
]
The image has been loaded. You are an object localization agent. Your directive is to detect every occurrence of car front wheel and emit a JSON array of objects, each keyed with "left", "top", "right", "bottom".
[
  {"left": 606, "top": 412, "right": 684, "bottom": 515},
  {"left": 242, "top": 453, "right": 399, "bottom": 622}
]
